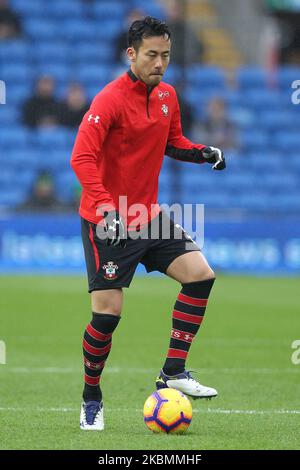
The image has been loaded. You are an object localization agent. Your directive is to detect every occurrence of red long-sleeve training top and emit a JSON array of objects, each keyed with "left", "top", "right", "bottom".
[{"left": 71, "top": 69, "right": 206, "bottom": 229}]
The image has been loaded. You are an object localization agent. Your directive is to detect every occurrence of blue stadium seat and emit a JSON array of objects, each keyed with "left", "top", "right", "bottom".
[
  {"left": 180, "top": 161, "right": 212, "bottom": 176},
  {"left": 186, "top": 66, "right": 225, "bottom": 89},
  {"left": 158, "top": 169, "right": 170, "bottom": 183},
  {"left": 0, "top": 189, "right": 27, "bottom": 208},
  {"left": 242, "top": 89, "right": 282, "bottom": 111},
  {"left": 184, "top": 87, "right": 224, "bottom": 117},
  {"left": 237, "top": 66, "right": 269, "bottom": 90},
  {"left": 55, "top": 171, "right": 78, "bottom": 202},
  {"left": 0, "top": 127, "right": 30, "bottom": 149},
  {"left": 229, "top": 106, "right": 256, "bottom": 130},
  {"left": 181, "top": 187, "right": 231, "bottom": 208},
  {"left": 222, "top": 151, "right": 244, "bottom": 170},
  {"left": 259, "top": 110, "right": 296, "bottom": 131},
  {"left": 263, "top": 173, "right": 298, "bottom": 190},
  {"left": 289, "top": 155, "right": 300, "bottom": 172},
  {"left": 181, "top": 171, "right": 215, "bottom": 191},
  {"left": 34, "top": 128, "right": 71, "bottom": 151},
  {"left": 4, "top": 171, "right": 36, "bottom": 191},
  {"left": 75, "top": 42, "right": 114, "bottom": 64},
  {"left": 183, "top": 87, "right": 204, "bottom": 106},
  {"left": 0, "top": 105, "right": 20, "bottom": 125},
  {"left": 270, "top": 193, "right": 300, "bottom": 212},
  {"left": 24, "top": 19, "right": 60, "bottom": 40},
  {"left": 92, "top": 1, "right": 128, "bottom": 19},
  {"left": 10, "top": 0, "right": 44, "bottom": 17},
  {"left": 37, "top": 150, "right": 71, "bottom": 174},
  {"left": 132, "top": 0, "right": 167, "bottom": 18},
  {"left": 220, "top": 173, "right": 256, "bottom": 190},
  {"left": 158, "top": 190, "right": 173, "bottom": 205},
  {"left": 207, "top": 193, "right": 237, "bottom": 209},
  {"left": 144, "top": 4, "right": 167, "bottom": 18},
  {"left": 0, "top": 169, "right": 16, "bottom": 185},
  {"left": 0, "top": 41, "right": 30, "bottom": 62},
  {"left": 274, "top": 131, "right": 300, "bottom": 151},
  {"left": 76, "top": 65, "right": 113, "bottom": 86},
  {"left": 34, "top": 42, "right": 73, "bottom": 64},
  {"left": 221, "top": 90, "right": 245, "bottom": 107},
  {"left": 162, "top": 65, "right": 181, "bottom": 85},
  {"left": 86, "top": 83, "right": 109, "bottom": 101},
  {"left": 3, "top": 150, "right": 41, "bottom": 172},
  {"left": 45, "top": 0, "right": 84, "bottom": 18},
  {"left": 5, "top": 83, "right": 32, "bottom": 105},
  {"left": 93, "top": 19, "right": 124, "bottom": 40},
  {"left": 234, "top": 192, "right": 270, "bottom": 211},
  {"left": 246, "top": 153, "right": 282, "bottom": 171},
  {"left": 62, "top": 20, "right": 98, "bottom": 41},
  {"left": 36, "top": 63, "right": 71, "bottom": 83},
  {"left": 239, "top": 130, "right": 269, "bottom": 150},
  {"left": 0, "top": 63, "right": 33, "bottom": 84}
]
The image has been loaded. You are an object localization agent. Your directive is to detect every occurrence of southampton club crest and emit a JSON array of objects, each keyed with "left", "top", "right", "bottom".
[
  {"left": 102, "top": 261, "right": 119, "bottom": 280},
  {"left": 161, "top": 104, "right": 169, "bottom": 117}
]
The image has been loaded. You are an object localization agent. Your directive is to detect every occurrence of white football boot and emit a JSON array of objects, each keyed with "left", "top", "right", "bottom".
[
  {"left": 156, "top": 370, "right": 218, "bottom": 400},
  {"left": 80, "top": 400, "right": 104, "bottom": 430}
]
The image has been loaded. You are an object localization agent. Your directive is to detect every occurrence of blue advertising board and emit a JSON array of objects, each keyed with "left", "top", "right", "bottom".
[{"left": 0, "top": 214, "right": 299, "bottom": 275}]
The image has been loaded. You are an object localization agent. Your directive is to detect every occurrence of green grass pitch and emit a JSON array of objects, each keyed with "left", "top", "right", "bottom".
[{"left": 0, "top": 275, "right": 299, "bottom": 450}]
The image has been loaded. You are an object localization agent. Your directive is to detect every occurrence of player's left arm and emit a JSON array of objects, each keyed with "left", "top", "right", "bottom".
[{"left": 165, "top": 93, "right": 226, "bottom": 171}]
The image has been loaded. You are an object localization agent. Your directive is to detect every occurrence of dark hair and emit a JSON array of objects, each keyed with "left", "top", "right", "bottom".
[{"left": 128, "top": 16, "right": 171, "bottom": 50}]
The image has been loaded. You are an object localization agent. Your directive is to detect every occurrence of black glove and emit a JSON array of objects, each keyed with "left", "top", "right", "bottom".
[
  {"left": 202, "top": 146, "right": 226, "bottom": 170},
  {"left": 103, "top": 210, "right": 127, "bottom": 248}
]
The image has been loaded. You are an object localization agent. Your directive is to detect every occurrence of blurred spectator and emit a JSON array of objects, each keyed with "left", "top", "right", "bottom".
[
  {"left": 194, "top": 97, "right": 238, "bottom": 150},
  {"left": 267, "top": 8, "right": 300, "bottom": 64},
  {"left": 165, "top": 0, "right": 203, "bottom": 65},
  {"left": 279, "top": 20, "right": 300, "bottom": 64},
  {"left": 0, "top": 0, "right": 22, "bottom": 39},
  {"left": 259, "top": 18, "right": 280, "bottom": 71},
  {"left": 115, "top": 9, "right": 144, "bottom": 64},
  {"left": 60, "top": 83, "right": 89, "bottom": 128},
  {"left": 16, "top": 172, "right": 68, "bottom": 212},
  {"left": 22, "top": 77, "right": 61, "bottom": 128}
]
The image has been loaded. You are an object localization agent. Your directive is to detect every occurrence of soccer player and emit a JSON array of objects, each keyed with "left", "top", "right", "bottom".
[{"left": 71, "top": 17, "right": 226, "bottom": 431}]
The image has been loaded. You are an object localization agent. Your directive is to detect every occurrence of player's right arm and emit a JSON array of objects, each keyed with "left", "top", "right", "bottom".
[{"left": 70, "top": 91, "right": 118, "bottom": 211}]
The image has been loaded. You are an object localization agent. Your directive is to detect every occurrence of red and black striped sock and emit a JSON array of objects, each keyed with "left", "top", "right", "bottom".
[
  {"left": 163, "top": 278, "right": 215, "bottom": 376},
  {"left": 83, "top": 312, "right": 120, "bottom": 402}
]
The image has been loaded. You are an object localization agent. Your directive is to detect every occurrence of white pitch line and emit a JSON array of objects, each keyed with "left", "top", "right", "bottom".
[
  {"left": 0, "top": 407, "right": 299, "bottom": 415},
  {"left": 0, "top": 367, "right": 298, "bottom": 375},
  {"left": 0, "top": 407, "right": 77, "bottom": 412},
  {"left": 3, "top": 367, "right": 78, "bottom": 374},
  {"left": 203, "top": 408, "right": 300, "bottom": 415}
]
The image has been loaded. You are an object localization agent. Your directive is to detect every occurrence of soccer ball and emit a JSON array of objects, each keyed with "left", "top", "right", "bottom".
[{"left": 143, "top": 388, "right": 192, "bottom": 434}]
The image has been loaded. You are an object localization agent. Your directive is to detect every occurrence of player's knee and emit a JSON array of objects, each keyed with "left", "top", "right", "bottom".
[
  {"left": 91, "top": 289, "right": 123, "bottom": 315},
  {"left": 93, "top": 310, "right": 121, "bottom": 317},
  {"left": 191, "top": 266, "right": 215, "bottom": 283},
  {"left": 203, "top": 267, "right": 216, "bottom": 281},
  {"left": 93, "top": 304, "right": 122, "bottom": 316}
]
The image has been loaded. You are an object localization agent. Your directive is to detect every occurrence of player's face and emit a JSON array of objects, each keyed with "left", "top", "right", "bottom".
[{"left": 128, "top": 35, "right": 171, "bottom": 87}]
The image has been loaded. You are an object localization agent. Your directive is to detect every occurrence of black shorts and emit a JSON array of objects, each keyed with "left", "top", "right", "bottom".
[{"left": 81, "top": 210, "right": 200, "bottom": 292}]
